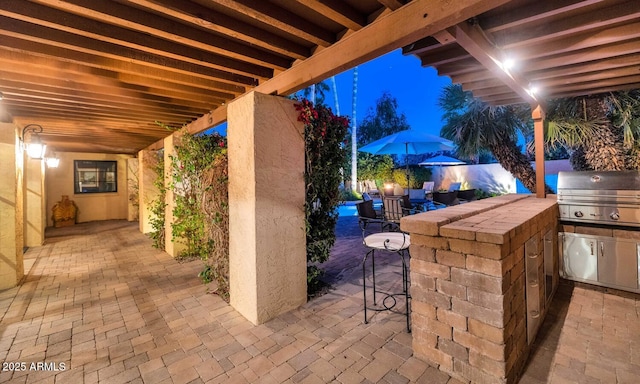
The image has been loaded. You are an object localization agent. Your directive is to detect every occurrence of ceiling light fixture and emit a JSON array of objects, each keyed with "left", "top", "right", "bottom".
[
  {"left": 502, "top": 58, "right": 515, "bottom": 70},
  {"left": 528, "top": 85, "right": 539, "bottom": 97},
  {"left": 21, "top": 124, "right": 47, "bottom": 160}
]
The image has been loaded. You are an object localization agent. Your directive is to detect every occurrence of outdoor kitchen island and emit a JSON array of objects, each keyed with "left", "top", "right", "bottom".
[{"left": 400, "top": 194, "right": 559, "bottom": 384}]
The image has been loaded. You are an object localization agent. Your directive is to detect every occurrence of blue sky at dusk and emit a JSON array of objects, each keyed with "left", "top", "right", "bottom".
[
  {"left": 325, "top": 49, "right": 452, "bottom": 137},
  {"left": 211, "top": 49, "right": 452, "bottom": 138}
]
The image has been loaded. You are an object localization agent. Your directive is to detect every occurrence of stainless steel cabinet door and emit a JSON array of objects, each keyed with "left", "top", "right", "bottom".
[
  {"left": 562, "top": 233, "right": 598, "bottom": 282},
  {"left": 598, "top": 238, "right": 638, "bottom": 290}
]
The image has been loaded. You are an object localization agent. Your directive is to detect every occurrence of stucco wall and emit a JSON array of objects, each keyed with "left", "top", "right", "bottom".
[
  {"left": 431, "top": 159, "right": 571, "bottom": 193},
  {"left": 24, "top": 157, "right": 45, "bottom": 246},
  {"left": 45, "top": 152, "right": 133, "bottom": 226},
  {"left": 0, "top": 123, "right": 24, "bottom": 289}
]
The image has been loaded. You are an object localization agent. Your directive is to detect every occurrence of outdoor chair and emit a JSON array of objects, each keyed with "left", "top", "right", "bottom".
[
  {"left": 359, "top": 214, "right": 411, "bottom": 332},
  {"left": 422, "top": 181, "right": 435, "bottom": 199},
  {"left": 356, "top": 200, "right": 388, "bottom": 232},
  {"left": 363, "top": 180, "right": 380, "bottom": 197},
  {"left": 383, "top": 195, "right": 421, "bottom": 224},
  {"left": 361, "top": 193, "right": 383, "bottom": 217},
  {"left": 432, "top": 190, "right": 459, "bottom": 208},
  {"left": 457, "top": 189, "right": 477, "bottom": 203}
]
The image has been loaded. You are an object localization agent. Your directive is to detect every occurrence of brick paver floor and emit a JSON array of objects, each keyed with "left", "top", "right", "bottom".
[{"left": 1, "top": 217, "right": 638, "bottom": 383}]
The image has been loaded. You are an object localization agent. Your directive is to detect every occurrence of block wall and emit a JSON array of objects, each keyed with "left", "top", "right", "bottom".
[{"left": 402, "top": 195, "right": 558, "bottom": 383}]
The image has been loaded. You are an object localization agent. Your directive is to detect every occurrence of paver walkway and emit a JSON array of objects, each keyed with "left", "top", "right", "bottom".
[{"left": 1, "top": 217, "right": 639, "bottom": 383}]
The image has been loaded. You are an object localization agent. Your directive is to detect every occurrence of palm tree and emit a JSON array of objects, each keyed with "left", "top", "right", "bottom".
[
  {"left": 350, "top": 66, "right": 358, "bottom": 192},
  {"left": 438, "top": 84, "right": 553, "bottom": 194},
  {"left": 546, "top": 90, "right": 640, "bottom": 171}
]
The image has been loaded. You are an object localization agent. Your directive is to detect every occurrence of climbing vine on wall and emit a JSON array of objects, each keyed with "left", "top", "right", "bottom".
[
  {"left": 296, "top": 99, "right": 350, "bottom": 294},
  {"left": 147, "top": 150, "right": 166, "bottom": 250},
  {"left": 168, "top": 132, "right": 229, "bottom": 301}
]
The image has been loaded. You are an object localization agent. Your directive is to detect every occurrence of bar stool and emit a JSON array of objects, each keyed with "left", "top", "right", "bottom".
[{"left": 361, "top": 229, "right": 411, "bottom": 332}]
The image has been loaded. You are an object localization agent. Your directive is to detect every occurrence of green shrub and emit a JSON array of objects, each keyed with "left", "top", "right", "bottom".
[
  {"left": 168, "top": 132, "right": 230, "bottom": 301},
  {"left": 339, "top": 188, "right": 362, "bottom": 201},
  {"left": 147, "top": 150, "right": 166, "bottom": 250},
  {"left": 392, "top": 166, "right": 431, "bottom": 188}
]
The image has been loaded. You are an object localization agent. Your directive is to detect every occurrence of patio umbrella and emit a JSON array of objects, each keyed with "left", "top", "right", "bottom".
[
  {"left": 419, "top": 155, "right": 465, "bottom": 189},
  {"left": 359, "top": 129, "right": 454, "bottom": 188},
  {"left": 418, "top": 155, "right": 465, "bottom": 166}
]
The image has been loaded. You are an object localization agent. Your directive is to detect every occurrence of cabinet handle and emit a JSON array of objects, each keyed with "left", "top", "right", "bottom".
[
  {"left": 590, "top": 242, "right": 594, "bottom": 255},
  {"left": 600, "top": 242, "right": 604, "bottom": 257}
]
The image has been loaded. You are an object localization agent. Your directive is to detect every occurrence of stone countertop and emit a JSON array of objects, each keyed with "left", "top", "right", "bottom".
[{"left": 401, "top": 194, "right": 558, "bottom": 246}]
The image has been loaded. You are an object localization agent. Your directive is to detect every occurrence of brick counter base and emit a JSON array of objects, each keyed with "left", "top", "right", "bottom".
[{"left": 401, "top": 195, "right": 558, "bottom": 384}]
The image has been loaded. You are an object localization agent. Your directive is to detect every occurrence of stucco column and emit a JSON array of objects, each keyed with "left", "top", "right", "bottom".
[
  {"left": 0, "top": 123, "right": 24, "bottom": 289},
  {"left": 24, "top": 157, "right": 45, "bottom": 246},
  {"left": 127, "top": 157, "right": 138, "bottom": 222},
  {"left": 227, "top": 91, "right": 307, "bottom": 325},
  {"left": 163, "top": 133, "right": 186, "bottom": 257},
  {"left": 138, "top": 150, "right": 157, "bottom": 233}
]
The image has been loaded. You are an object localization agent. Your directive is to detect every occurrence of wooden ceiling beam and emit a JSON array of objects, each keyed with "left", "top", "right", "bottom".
[
  {"left": 509, "top": 21, "right": 640, "bottom": 62},
  {"left": 124, "top": 0, "right": 310, "bottom": 61},
  {"left": 0, "top": 47, "right": 246, "bottom": 99},
  {"left": 451, "top": 20, "right": 543, "bottom": 106},
  {"left": 376, "top": 0, "right": 406, "bottom": 11},
  {"left": 12, "top": 116, "right": 169, "bottom": 134},
  {"left": 260, "top": 0, "right": 513, "bottom": 97},
  {"left": 0, "top": 35, "right": 257, "bottom": 88},
  {"left": 6, "top": 0, "right": 292, "bottom": 71},
  {"left": 0, "top": 14, "right": 272, "bottom": 80},
  {"left": 177, "top": 0, "right": 513, "bottom": 139},
  {"left": 0, "top": 61, "right": 230, "bottom": 107},
  {"left": 538, "top": 65, "right": 640, "bottom": 89},
  {"left": 482, "top": 0, "right": 605, "bottom": 34},
  {"left": 208, "top": 0, "right": 335, "bottom": 47},
  {"left": 526, "top": 53, "right": 640, "bottom": 81},
  {"left": 550, "top": 83, "right": 640, "bottom": 99},
  {"left": 5, "top": 98, "right": 203, "bottom": 123},
  {"left": 493, "top": 0, "right": 640, "bottom": 50},
  {"left": 542, "top": 74, "right": 640, "bottom": 95},
  {"left": 462, "top": 77, "right": 509, "bottom": 91},
  {"left": 523, "top": 38, "right": 640, "bottom": 73},
  {"left": 292, "top": 0, "right": 367, "bottom": 31},
  {"left": 402, "top": 36, "right": 442, "bottom": 55},
  {"left": 1, "top": 82, "right": 215, "bottom": 118}
]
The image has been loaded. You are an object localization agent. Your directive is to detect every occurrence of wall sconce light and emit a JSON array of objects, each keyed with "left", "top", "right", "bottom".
[
  {"left": 21, "top": 124, "right": 47, "bottom": 160},
  {"left": 46, "top": 154, "right": 60, "bottom": 168}
]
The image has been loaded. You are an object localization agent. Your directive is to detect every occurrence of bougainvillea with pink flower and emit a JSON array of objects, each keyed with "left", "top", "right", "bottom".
[{"left": 295, "top": 99, "right": 349, "bottom": 295}]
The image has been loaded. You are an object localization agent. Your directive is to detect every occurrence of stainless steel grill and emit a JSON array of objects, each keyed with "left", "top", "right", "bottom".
[
  {"left": 557, "top": 170, "right": 640, "bottom": 227},
  {"left": 557, "top": 171, "right": 640, "bottom": 294}
]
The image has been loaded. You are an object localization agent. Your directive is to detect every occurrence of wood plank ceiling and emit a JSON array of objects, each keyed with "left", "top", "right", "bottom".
[
  {"left": 404, "top": 0, "right": 640, "bottom": 106},
  {"left": 0, "top": 0, "right": 638, "bottom": 155},
  {"left": 0, "top": 0, "right": 406, "bottom": 154}
]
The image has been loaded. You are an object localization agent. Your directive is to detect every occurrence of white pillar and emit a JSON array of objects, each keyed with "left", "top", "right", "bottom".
[{"left": 228, "top": 91, "right": 307, "bottom": 324}]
